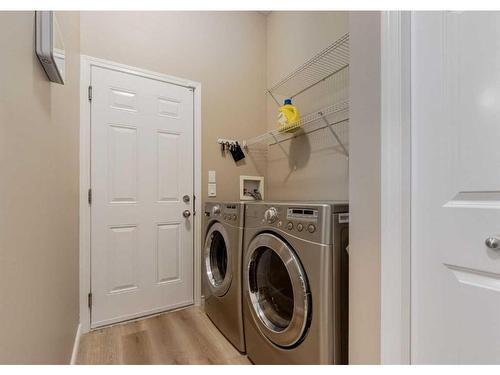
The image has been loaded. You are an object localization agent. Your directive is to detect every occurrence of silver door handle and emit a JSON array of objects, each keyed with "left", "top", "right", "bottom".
[
  {"left": 183, "top": 210, "right": 191, "bottom": 218},
  {"left": 485, "top": 236, "right": 500, "bottom": 249}
]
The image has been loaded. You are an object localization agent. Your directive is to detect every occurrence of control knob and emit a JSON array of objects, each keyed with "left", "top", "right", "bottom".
[
  {"left": 264, "top": 207, "right": 278, "bottom": 224},
  {"left": 212, "top": 205, "right": 221, "bottom": 216}
]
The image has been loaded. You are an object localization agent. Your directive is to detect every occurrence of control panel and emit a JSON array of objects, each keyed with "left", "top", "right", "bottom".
[
  {"left": 285, "top": 207, "right": 319, "bottom": 233},
  {"left": 206, "top": 203, "right": 240, "bottom": 223},
  {"left": 260, "top": 205, "right": 322, "bottom": 237},
  {"left": 245, "top": 202, "right": 348, "bottom": 244},
  {"left": 222, "top": 203, "right": 239, "bottom": 222}
]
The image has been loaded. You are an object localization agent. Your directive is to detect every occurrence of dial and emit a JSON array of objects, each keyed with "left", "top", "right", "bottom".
[
  {"left": 212, "top": 205, "right": 221, "bottom": 215},
  {"left": 307, "top": 224, "right": 316, "bottom": 233},
  {"left": 297, "top": 223, "right": 304, "bottom": 232},
  {"left": 264, "top": 207, "right": 278, "bottom": 224}
]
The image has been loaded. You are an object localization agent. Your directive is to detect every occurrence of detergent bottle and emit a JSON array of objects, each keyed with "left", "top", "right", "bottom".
[{"left": 277, "top": 98, "right": 301, "bottom": 132}]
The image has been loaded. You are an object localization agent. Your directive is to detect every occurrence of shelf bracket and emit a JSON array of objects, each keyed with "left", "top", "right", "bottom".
[{"left": 320, "top": 112, "right": 349, "bottom": 158}]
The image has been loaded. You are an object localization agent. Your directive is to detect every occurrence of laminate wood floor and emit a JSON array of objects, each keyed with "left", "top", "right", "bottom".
[{"left": 76, "top": 306, "right": 251, "bottom": 365}]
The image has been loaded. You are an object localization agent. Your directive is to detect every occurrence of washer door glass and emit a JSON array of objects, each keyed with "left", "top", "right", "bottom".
[
  {"left": 210, "top": 230, "right": 228, "bottom": 283},
  {"left": 205, "top": 223, "right": 232, "bottom": 296},
  {"left": 246, "top": 233, "right": 310, "bottom": 348},
  {"left": 251, "top": 247, "right": 294, "bottom": 330}
]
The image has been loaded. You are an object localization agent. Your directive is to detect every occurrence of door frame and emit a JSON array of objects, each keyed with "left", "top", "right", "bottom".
[
  {"left": 79, "top": 55, "right": 202, "bottom": 333},
  {"left": 380, "top": 11, "right": 412, "bottom": 364}
]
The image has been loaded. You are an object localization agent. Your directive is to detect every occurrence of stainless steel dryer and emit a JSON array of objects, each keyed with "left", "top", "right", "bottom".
[
  {"left": 242, "top": 201, "right": 349, "bottom": 364},
  {"left": 203, "top": 202, "right": 245, "bottom": 352}
]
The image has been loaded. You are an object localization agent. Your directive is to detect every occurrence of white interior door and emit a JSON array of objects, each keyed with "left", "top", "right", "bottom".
[
  {"left": 90, "top": 65, "right": 194, "bottom": 328},
  {"left": 412, "top": 12, "right": 500, "bottom": 363}
]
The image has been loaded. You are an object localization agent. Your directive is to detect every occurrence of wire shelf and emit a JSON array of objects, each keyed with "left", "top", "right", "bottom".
[
  {"left": 243, "top": 100, "right": 349, "bottom": 156},
  {"left": 267, "top": 33, "right": 349, "bottom": 102}
]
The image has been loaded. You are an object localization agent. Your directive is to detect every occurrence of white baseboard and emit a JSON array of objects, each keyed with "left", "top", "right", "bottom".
[{"left": 70, "top": 323, "right": 82, "bottom": 365}]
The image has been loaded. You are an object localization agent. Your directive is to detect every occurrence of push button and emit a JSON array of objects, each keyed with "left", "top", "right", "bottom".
[{"left": 297, "top": 223, "right": 303, "bottom": 232}]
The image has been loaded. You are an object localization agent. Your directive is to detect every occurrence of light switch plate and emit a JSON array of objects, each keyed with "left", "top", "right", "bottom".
[
  {"left": 208, "top": 170, "right": 216, "bottom": 184},
  {"left": 208, "top": 183, "right": 216, "bottom": 197}
]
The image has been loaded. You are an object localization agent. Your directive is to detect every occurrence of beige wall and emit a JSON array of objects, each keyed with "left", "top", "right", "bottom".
[
  {"left": 0, "top": 12, "right": 80, "bottom": 363},
  {"left": 348, "top": 11, "right": 381, "bottom": 364},
  {"left": 80, "top": 11, "right": 268, "bottom": 204},
  {"left": 264, "top": 12, "right": 349, "bottom": 201}
]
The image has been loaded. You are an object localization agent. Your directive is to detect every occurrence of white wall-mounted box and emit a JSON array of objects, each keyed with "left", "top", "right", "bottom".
[{"left": 240, "top": 176, "right": 264, "bottom": 201}]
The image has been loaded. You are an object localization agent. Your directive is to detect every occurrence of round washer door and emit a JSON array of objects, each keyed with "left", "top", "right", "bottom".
[
  {"left": 204, "top": 222, "right": 232, "bottom": 297},
  {"left": 245, "top": 233, "right": 310, "bottom": 348}
]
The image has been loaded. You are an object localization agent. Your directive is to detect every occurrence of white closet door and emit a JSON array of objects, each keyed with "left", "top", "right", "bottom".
[{"left": 412, "top": 12, "right": 500, "bottom": 363}]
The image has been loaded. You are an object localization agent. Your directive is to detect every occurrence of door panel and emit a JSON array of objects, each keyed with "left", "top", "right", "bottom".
[
  {"left": 107, "top": 124, "right": 137, "bottom": 203},
  {"left": 157, "top": 130, "right": 181, "bottom": 202},
  {"left": 412, "top": 12, "right": 500, "bottom": 363},
  {"left": 156, "top": 223, "right": 181, "bottom": 283},
  {"left": 107, "top": 225, "right": 138, "bottom": 293},
  {"left": 91, "top": 66, "right": 194, "bottom": 328}
]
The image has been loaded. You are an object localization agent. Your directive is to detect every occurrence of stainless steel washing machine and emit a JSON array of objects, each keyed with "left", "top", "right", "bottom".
[
  {"left": 242, "top": 201, "right": 349, "bottom": 364},
  {"left": 203, "top": 202, "right": 245, "bottom": 352}
]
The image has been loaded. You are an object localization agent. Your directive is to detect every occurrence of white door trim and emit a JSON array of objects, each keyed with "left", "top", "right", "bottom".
[
  {"left": 380, "top": 11, "right": 412, "bottom": 364},
  {"left": 79, "top": 55, "right": 202, "bottom": 333}
]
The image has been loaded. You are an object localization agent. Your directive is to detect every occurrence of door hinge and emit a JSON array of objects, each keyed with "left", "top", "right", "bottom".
[
  {"left": 193, "top": 194, "right": 196, "bottom": 216},
  {"left": 88, "top": 292, "right": 92, "bottom": 309},
  {"left": 88, "top": 85, "right": 93, "bottom": 101},
  {"left": 88, "top": 188, "right": 92, "bottom": 205}
]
